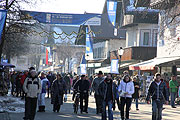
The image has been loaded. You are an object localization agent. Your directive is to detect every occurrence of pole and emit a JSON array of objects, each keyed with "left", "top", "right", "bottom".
[
  {"left": 119, "top": 55, "right": 121, "bottom": 74},
  {"left": 86, "top": 60, "right": 88, "bottom": 76}
]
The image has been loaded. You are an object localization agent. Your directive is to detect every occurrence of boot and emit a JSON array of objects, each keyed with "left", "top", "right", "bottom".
[
  {"left": 42, "top": 106, "right": 45, "bottom": 112},
  {"left": 37, "top": 106, "right": 43, "bottom": 112}
]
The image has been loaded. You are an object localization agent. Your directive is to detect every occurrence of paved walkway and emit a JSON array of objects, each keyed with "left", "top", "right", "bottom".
[
  {"left": 0, "top": 112, "right": 10, "bottom": 120},
  {"left": 5, "top": 94, "right": 180, "bottom": 120}
]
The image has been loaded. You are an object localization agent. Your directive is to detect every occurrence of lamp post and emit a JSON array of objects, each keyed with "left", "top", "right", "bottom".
[
  {"left": 85, "top": 54, "right": 89, "bottom": 75},
  {"left": 118, "top": 47, "right": 124, "bottom": 74}
]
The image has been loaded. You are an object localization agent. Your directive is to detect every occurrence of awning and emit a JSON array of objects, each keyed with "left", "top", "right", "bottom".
[
  {"left": 0, "top": 62, "right": 15, "bottom": 68},
  {"left": 129, "top": 56, "right": 180, "bottom": 70}
]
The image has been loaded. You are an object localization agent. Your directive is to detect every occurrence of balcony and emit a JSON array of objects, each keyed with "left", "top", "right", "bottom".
[
  {"left": 150, "top": 0, "right": 176, "bottom": 9},
  {"left": 134, "top": 0, "right": 150, "bottom": 7},
  {"left": 110, "top": 46, "right": 157, "bottom": 61}
]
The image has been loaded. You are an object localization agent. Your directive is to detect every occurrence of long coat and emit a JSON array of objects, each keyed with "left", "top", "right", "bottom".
[
  {"left": 51, "top": 79, "right": 67, "bottom": 105},
  {"left": 132, "top": 81, "right": 140, "bottom": 99}
]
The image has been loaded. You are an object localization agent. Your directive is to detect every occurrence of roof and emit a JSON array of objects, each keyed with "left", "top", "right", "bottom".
[
  {"left": 0, "top": 62, "right": 15, "bottom": 68},
  {"left": 75, "top": 0, "right": 126, "bottom": 45}
]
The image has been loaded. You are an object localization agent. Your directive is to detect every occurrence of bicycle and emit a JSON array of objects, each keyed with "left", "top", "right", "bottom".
[{"left": 73, "top": 91, "right": 80, "bottom": 114}]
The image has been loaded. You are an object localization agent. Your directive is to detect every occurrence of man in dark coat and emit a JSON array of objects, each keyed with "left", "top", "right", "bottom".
[
  {"left": 73, "top": 75, "right": 90, "bottom": 113},
  {"left": 51, "top": 74, "right": 67, "bottom": 112},
  {"left": 98, "top": 73, "right": 117, "bottom": 120},
  {"left": 146, "top": 73, "right": 169, "bottom": 120},
  {"left": 92, "top": 71, "right": 104, "bottom": 114}
]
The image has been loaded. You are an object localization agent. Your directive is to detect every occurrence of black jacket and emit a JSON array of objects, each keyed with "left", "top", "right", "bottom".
[
  {"left": 146, "top": 81, "right": 169, "bottom": 101},
  {"left": 132, "top": 81, "right": 140, "bottom": 99},
  {"left": 98, "top": 79, "right": 117, "bottom": 101},
  {"left": 73, "top": 79, "right": 90, "bottom": 94}
]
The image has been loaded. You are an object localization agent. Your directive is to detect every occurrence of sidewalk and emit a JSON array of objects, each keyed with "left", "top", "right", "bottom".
[{"left": 0, "top": 112, "right": 10, "bottom": 120}]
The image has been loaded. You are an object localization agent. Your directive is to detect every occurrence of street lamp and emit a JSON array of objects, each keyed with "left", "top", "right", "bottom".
[
  {"left": 85, "top": 54, "right": 89, "bottom": 75},
  {"left": 118, "top": 47, "right": 124, "bottom": 74}
]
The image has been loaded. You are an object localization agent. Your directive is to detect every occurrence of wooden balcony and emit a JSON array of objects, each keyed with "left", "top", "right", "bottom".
[
  {"left": 134, "top": 0, "right": 150, "bottom": 7},
  {"left": 134, "top": 0, "right": 176, "bottom": 9},
  {"left": 150, "top": 0, "right": 176, "bottom": 9},
  {"left": 110, "top": 46, "right": 157, "bottom": 61}
]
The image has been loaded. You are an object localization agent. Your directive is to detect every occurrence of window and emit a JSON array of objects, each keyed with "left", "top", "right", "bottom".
[
  {"left": 153, "top": 29, "right": 158, "bottom": 46},
  {"left": 143, "top": 32, "right": 150, "bottom": 45},
  {"left": 140, "top": 30, "right": 151, "bottom": 46}
]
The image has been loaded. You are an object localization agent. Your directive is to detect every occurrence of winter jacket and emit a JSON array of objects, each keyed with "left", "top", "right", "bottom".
[
  {"left": 118, "top": 80, "right": 134, "bottom": 98},
  {"left": 23, "top": 77, "right": 42, "bottom": 98},
  {"left": 98, "top": 79, "right": 117, "bottom": 101},
  {"left": 40, "top": 77, "right": 50, "bottom": 93},
  {"left": 73, "top": 79, "right": 90, "bottom": 93},
  {"left": 132, "top": 81, "right": 140, "bottom": 99},
  {"left": 92, "top": 77, "right": 104, "bottom": 95},
  {"left": 20, "top": 74, "right": 27, "bottom": 85},
  {"left": 51, "top": 79, "right": 67, "bottom": 105},
  {"left": 146, "top": 81, "right": 169, "bottom": 101},
  {"left": 169, "top": 80, "right": 179, "bottom": 93}
]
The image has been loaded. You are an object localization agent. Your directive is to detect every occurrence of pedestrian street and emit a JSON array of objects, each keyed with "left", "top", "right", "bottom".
[{"left": 8, "top": 94, "right": 180, "bottom": 120}]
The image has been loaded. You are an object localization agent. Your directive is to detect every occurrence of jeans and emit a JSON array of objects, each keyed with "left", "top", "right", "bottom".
[
  {"left": 170, "top": 92, "right": 177, "bottom": 107},
  {"left": 135, "top": 98, "right": 139, "bottom": 109},
  {"left": 38, "top": 93, "right": 46, "bottom": 106},
  {"left": 120, "top": 97, "right": 132, "bottom": 120},
  {"left": 152, "top": 100, "right": 163, "bottom": 120},
  {"left": 102, "top": 100, "right": 113, "bottom": 120}
]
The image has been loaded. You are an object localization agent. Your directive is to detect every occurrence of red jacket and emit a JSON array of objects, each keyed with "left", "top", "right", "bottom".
[{"left": 20, "top": 74, "right": 27, "bottom": 85}]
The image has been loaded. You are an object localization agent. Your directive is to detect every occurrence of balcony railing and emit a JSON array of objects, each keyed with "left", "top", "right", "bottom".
[
  {"left": 150, "top": 0, "right": 176, "bottom": 9},
  {"left": 110, "top": 46, "right": 157, "bottom": 61}
]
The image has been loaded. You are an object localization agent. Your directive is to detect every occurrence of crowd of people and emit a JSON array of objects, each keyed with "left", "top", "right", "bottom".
[{"left": 8, "top": 67, "right": 180, "bottom": 120}]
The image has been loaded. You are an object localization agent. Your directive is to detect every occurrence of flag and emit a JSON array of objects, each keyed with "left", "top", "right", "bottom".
[
  {"left": 0, "top": 9, "right": 7, "bottom": 43},
  {"left": 111, "top": 59, "right": 119, "bottom": 74},
  {"left": 85, "top": 27, "right": 93, "bottom": 60},
  {"left": 80, "top": 55, "right": 86, "bottom": 75},
  {"left": 107, "top": 0, "right": 117, "bottom": 27}
]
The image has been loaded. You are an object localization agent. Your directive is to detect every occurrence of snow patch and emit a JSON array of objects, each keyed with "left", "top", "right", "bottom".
[{"left": 0, "top": 96, "right": 25, "bottom": 113}]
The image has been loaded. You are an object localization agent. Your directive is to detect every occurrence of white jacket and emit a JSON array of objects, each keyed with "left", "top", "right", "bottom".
[
  {"left": 118, "top": 80, "right": 134, "bottom": 98},
  {"left": 23, "top": 77, "right": 42, "bottom": 98}
]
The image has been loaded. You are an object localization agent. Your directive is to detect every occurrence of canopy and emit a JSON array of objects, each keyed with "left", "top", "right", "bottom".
[
  {"left": 129, "top": 56, "right": 180, "bottom": 70},
  {"left": 0, "top": 62, "right": 15, "bottom": 68}
]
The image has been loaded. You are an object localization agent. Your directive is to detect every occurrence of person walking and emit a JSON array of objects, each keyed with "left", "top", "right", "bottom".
[
  {"left": 169, "top": 75, "right": 179, "bottom": 108},
  {"left": 112, "top": 79, "right": 120, "bottom": 111},
  {"left": 98, "top": 73, "right": 117, "bottom": 120},
  {"left": 47, "top": 71, "right": 56, "bottom": 98},
  {"left": 20, "top": 71, "right": 28, "bottom": 99},
  {"left": 23, "top": 70, "right": 41, "bottom": 120},
  {"left": 146, "top": 73, "right": 169, "bottom": 120},
  {"left": 72, "top": 75, "right": 79, "bottom": 101},
  {"left": 10, "top": 71, "right": 17, "bottom": 96},
  {"left": 92, "top": 71, "right": 104, "bottom": 114},
  {"left": 118, "top": 75, "right": 134, "bottom": 120},
  {"left": 132, "top": 76, "right": 140, "bottom": 110},
  {"left": 51, "top": 74, "right": 67, "bottom": 112},
  {"left": 37, "top": 72, "right": 50, "bottom": 112},
  {"left": 73, "top": 75, "right": 90, "bottom": 113}
]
